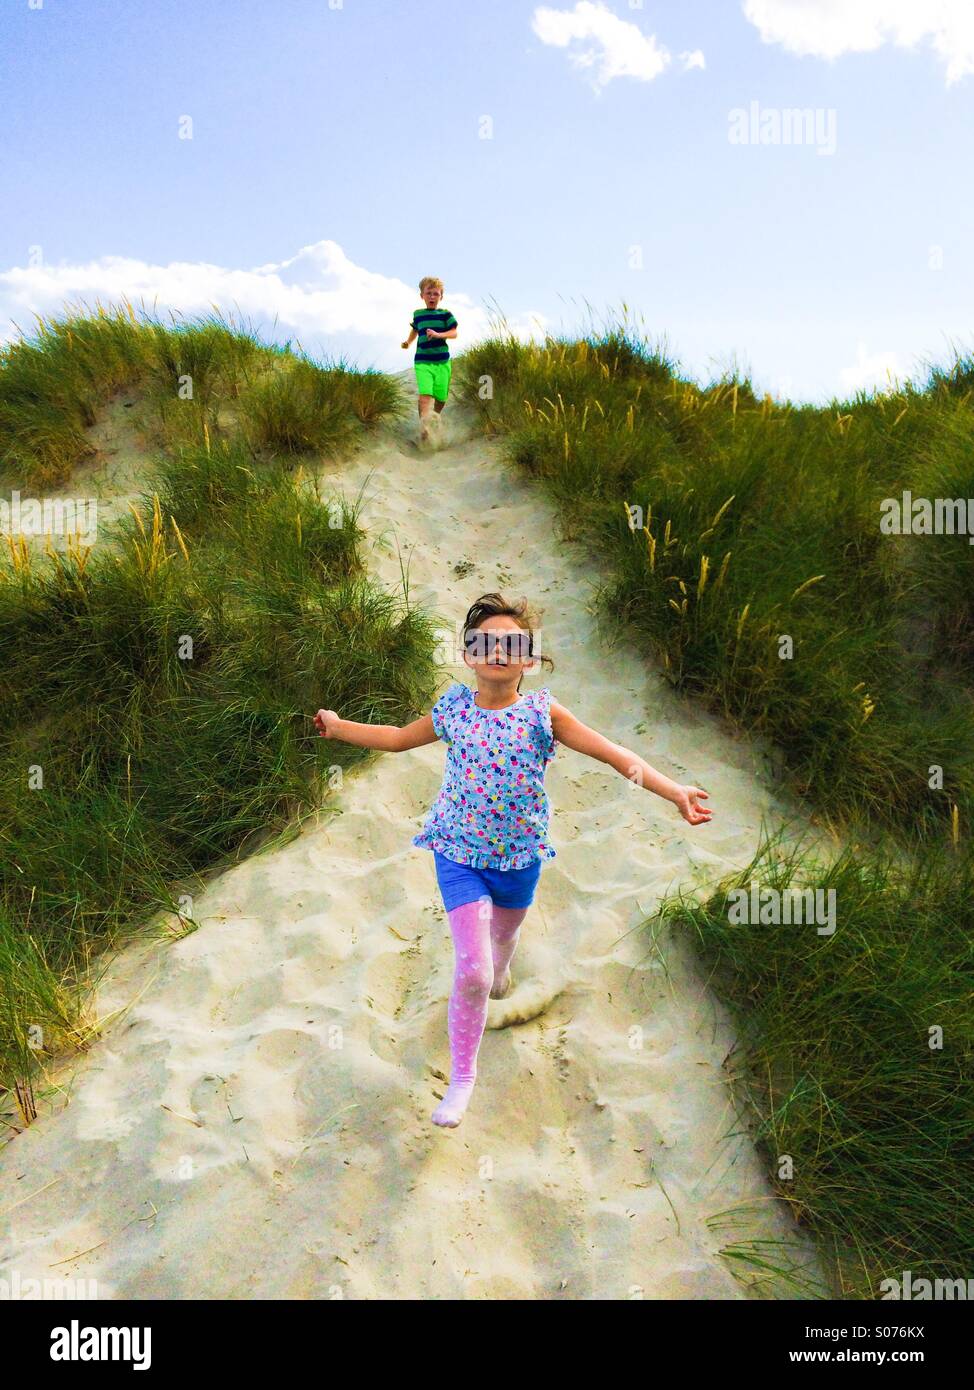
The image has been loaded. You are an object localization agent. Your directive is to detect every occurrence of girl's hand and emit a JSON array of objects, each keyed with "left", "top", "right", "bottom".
[
  {"left": 401, "top": 340, "right": 409, "bottom": 349},
  {"left": 314, "top": 709, "right": 340, "bottom": 738},
  {"left": 673, "top": 784, "right": 712, "bottom": 825},
  {"left": 424, "top": 328, "right": 440, "bottom": 339}
]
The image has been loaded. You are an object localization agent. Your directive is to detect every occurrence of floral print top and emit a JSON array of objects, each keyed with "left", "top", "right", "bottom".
[{"left": 412, "top": 681, "right": 559, "bottom": 869}]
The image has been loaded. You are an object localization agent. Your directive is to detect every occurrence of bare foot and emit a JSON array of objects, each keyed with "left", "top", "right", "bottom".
[
  {"left": 489, "top": 969, "right": 512, "bottom": 1000},
  {"left": 419, "top": 423, "right": 430, "bottom": 443}
]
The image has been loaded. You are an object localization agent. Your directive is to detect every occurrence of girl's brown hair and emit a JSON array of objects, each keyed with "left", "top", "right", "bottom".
[
  {"left": 463, "top": 592, "right": 554, "bottom": 692},
  {"left": 419, "top": 276, "right": 444, "bottom": 294}
]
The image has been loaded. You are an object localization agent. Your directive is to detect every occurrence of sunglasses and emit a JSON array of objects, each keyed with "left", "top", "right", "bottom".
[{"left": 463, "top": 630, "right": 533, "bottom": 661}]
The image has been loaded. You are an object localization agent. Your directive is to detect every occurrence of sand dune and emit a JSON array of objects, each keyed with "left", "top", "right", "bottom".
[{"left": 0, "top": 375, "right": 826, "bottom": 1299}]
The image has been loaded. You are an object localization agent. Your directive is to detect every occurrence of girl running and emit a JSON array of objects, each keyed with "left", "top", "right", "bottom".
[{"left": 313, "top": 592, "right": 713, "bottom": 1128}]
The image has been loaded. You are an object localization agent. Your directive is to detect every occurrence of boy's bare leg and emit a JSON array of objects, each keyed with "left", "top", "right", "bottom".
[
  {"left": 417, "top": 393, "right": 434, "bottom": 441},
  {"left": 429, "top": 399, "right": 445, "bottom": 436}
]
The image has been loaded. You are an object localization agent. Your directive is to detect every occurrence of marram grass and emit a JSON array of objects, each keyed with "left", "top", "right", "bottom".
[
  {"left": 0, "top": 306, "right": 436, "bottom": 1130},
  {"left": 456, "top": 314, "right": 974, "bottom": 1298}
]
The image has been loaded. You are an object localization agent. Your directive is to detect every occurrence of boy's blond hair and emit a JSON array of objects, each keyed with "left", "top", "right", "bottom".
[{"left": 419, "top": 276, "right": 444, "bottom": 294}]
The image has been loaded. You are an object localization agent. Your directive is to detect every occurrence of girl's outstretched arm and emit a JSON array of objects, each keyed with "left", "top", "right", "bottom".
[
  {"left": 313, "top": 709, "right": 437, "bottom": 752},
  {"left": 549, "top": 700, "right": 713, "bottom": 826}
]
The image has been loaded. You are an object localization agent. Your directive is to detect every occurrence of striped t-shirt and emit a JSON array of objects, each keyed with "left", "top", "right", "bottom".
[{"left": 410, "top": 307, "right": 458, "bottom": 363}]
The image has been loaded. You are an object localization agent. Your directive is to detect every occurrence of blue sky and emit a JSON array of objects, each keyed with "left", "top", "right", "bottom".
[{"left": 1, "top": 0, "right": 972, "bottom": 402}]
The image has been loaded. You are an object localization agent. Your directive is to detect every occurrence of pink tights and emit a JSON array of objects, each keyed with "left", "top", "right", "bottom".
[{"left": 431, "top": 897, "right": 527, "bottom": 1127}]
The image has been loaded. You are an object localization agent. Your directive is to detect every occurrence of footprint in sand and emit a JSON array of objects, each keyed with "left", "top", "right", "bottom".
[{"left": 486, "top": 978, "right": 561, "bottom": 1028}]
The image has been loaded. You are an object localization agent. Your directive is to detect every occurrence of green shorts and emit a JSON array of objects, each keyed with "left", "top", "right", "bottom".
[{"left": 415, "top": 360, "right": 452, "bottom": 402}]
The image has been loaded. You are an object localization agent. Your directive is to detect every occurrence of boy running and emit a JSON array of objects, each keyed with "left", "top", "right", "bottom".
[{"left": 401, "top": 276, "right": 458, "bottom": 443}]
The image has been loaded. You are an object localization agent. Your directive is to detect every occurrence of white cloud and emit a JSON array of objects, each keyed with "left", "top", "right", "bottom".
[
  {"left": 532, "top": 2, "right": 698, "bottom": 90},
  {"left": 743, "top": 0, "right": 974, "bottom": 85},
  {"left": 0, "top": 241, "right": 549, "bottom": 370},
  {"left": 681, "top": 49, "right": 706, "bottom": 72},
  {"left": 838, "top": 342, "right": 908, "bottom": 396}
]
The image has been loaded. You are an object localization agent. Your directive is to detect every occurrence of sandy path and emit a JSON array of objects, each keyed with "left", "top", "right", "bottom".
[{"left": 0, "top": 375, "right": 825, "bottom": 1299}]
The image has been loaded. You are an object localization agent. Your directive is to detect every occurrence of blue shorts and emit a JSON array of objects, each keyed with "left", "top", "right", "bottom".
[{"left": 433, "top": 850, "right": 542, "bottom": 912}]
